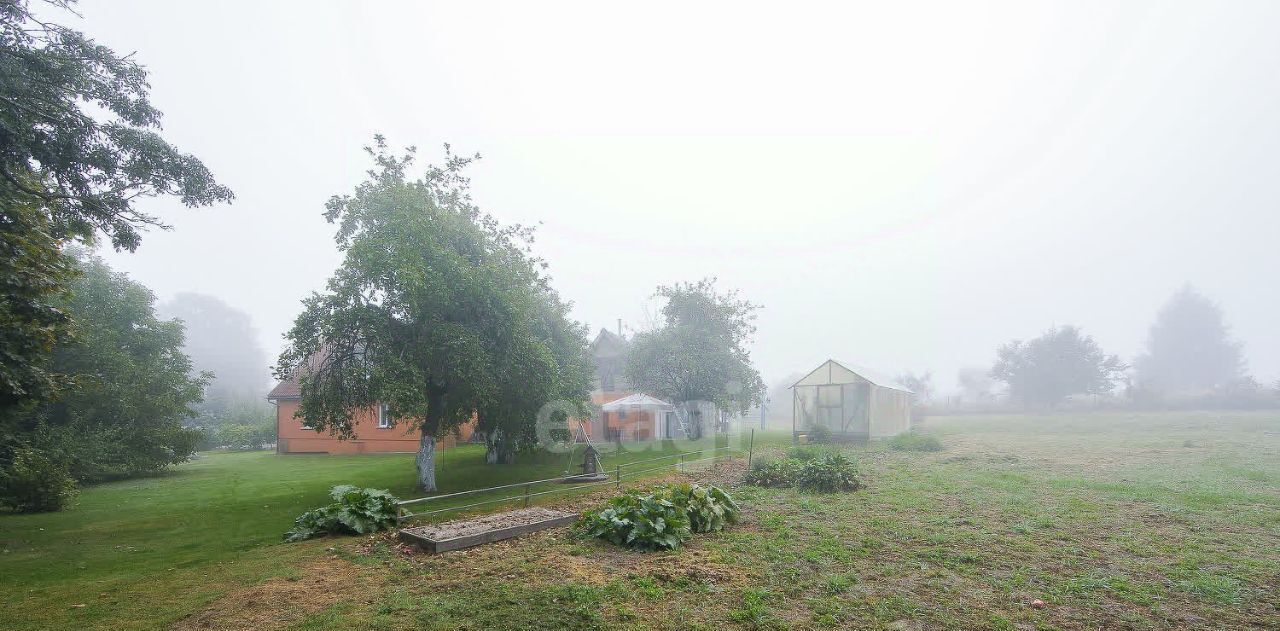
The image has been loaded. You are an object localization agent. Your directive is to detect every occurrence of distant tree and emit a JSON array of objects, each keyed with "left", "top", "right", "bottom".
[
  {"left": 30, "top": 250, "right": 208, "bottom": 482},
  {"left": 990, "top": 326, "right": 1126, "bottom": 408},
  {"left": 0, "top": 1, "right": 231, "bottom": 422},
  {"left": 897, "top": 371, "right": 934, "bottom": 404},
  {"left": 625, "top": 279, "right": 764, "bottom": 437},
  {"left": 957, "top": 366, "right": 995, "bottom": 403},
  {"left": 1134, "top": 286, "right": 1244, "bottom": 393},
  {"left": 277, "top": 139, "right": 585, "bottom": 490},
  {"left": 160, "top": 293, "right": 268, "bottom": 400}
]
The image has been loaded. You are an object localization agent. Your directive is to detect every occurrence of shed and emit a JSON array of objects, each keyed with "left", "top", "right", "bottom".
[
  {"left": 600, "top": 393, "right": 678, "bottom": 441},
  {"left": 791, "top": 359, "right": 913, "bottom": 441}
]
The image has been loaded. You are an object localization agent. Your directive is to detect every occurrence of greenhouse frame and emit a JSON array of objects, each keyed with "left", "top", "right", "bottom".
[{"left": 791, "top": 359, "right": 914, "bottom": 441}]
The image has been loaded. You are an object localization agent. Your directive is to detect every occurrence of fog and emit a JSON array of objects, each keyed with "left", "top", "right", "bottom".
[{"left": 68, "top": 0, "right": 1280, "bottom": 394}]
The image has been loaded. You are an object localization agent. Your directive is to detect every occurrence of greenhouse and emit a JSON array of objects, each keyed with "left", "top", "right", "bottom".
[{"left": 791, "top": 359, "right": 914, "bottom": 441}]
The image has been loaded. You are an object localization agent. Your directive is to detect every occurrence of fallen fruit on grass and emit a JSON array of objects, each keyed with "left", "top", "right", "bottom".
[{"left": 1030, "top": 599, "right": 1046, "bottom": 609}]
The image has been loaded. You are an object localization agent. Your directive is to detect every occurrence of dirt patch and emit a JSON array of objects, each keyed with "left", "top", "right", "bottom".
[
  {"left": 171, "top": 555, "right": 377, "bottom": 631},
  {"left": 401, "top": 507, "right": 573, "bottom": 541}
]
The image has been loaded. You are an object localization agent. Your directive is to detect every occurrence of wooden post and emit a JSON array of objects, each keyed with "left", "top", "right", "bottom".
[
  {"left": 615, "top": 463, "right": 621, "bottom": 490},
  {"left": 678, "top": 453, "right": 684, "bottom": 474},
  {"left": 523, "top": 483, "right": 531, "bottom": 508},
  {"left": 748, "top": 429, "right": 755, "bottom": 471}
]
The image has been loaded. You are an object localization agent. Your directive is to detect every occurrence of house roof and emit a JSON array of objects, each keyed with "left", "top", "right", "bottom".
[
  {"left": 589, "top": 328, "right": 629, "bottom": 356},
  {"left": 791, "top": 359, "right": 913, "bottom": 393},
  {"left": 266, "top": 371, "right": 301, "bottom": 400},
  {"left": 601, "top": 393, "right": 672, "bottom": 410}
]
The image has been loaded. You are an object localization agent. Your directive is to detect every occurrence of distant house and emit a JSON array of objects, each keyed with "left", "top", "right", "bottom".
[
  {"left": 791, "top": 359, "right": 913, "bottom": 441},
  {"left": 267, "top": 371, "right": 475, "bottom": 455},
  {"left": 581, "top": 327, "right": 680, "bottom": 442}
]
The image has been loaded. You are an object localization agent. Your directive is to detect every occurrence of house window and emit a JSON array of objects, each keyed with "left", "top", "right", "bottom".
[
  {"left": 378, "top": 404, "right": 392, "bottom": 429},
  {"left": 617, "top": 409, "right": 627, "bottom": 420}
]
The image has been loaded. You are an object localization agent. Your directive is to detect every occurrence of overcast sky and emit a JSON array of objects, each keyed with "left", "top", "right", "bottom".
[{"left": 66, "top": 0, "right": 1280, "bottom": 393}]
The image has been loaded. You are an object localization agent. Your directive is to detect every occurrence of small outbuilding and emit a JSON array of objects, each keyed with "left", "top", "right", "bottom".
[
  {"left": 600, "top": 393, "right": 678, "bottom": 441},
  {"left": 791, "top": 359, "right": 913, "bottom": 441}
]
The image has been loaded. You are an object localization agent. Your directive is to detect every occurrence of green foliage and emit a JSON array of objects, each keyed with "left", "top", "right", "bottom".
[
  {"left": 0, "top": 1, "right": 230, "bottom": 422},
  {"left": 213, "top": 421, "right": 275, "bottom": 451},
  {"left": 577, "top": 482, "right": 740, "bottom": 550},
  {"left": 667, "top": 483, "right": 741, "bottom": 533},
  {"left": 807, "top": 424, "right": 833, "bottom": 444},
  {"left": 28, "top": 251, "right": 207, "bottom": 482},
  {"left": 796, "top": 453, "right": 860, "bottom": 493},
  {"left": 743, "top": 459, "right": 800, "bottom": 487},
  {"left": 746, "top": 450, "right": 860, "bottom": 493},
  {"left": 283, "top": 485, "right": 401, "bottom": 542},
  {"left": 577, "top": 489, "right": 692, "bottom": 551},
  {"left": 991, "top": 325, "right": 1127, "bottom": 407},
  {"left": 0, "top": 447, "right": 77, "bottom": 513},
  {"left": 277, "top": 139, "right": 591, "bottom": 488},
  {"left": 625, "top": 279, "right": 764, "bottom": 429},
  {"left": 0, "top": 202, "right": 73, "bottom": 422},
  {"left": 886, "top": 432, "right": 944, "bottom": 452},
  {"left": 787, "top": 445, "right": 827, "bottom": 460}
]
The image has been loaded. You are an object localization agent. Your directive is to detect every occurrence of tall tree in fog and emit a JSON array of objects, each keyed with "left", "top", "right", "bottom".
[
  {"left": 0, "top": 1, "right": 231, "bottom": 423},
  {"left": 897, "top": 371, "right": 934, "bottom": 404},
  {"left": 625, "top": 279, "right": 764, "bottom": 437},
  {"left": 160, "top": 293, "right": 269, "bottom": 405},
  {"left": 991, "top": 326, "right": 1126, "bottom": 407},
  {"left": 957, "top": 367, "right": 995, "bottom": 403},
  {"left": 277, "top": 139, "right": 587, "bottom": 490},
  {"left": 1134, "top": 286, "right": 1244, "bottom": 393}
]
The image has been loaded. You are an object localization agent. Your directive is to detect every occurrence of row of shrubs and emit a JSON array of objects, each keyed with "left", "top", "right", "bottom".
[{"left": 576, "top": 483, "right": 739, "bottom": 551}]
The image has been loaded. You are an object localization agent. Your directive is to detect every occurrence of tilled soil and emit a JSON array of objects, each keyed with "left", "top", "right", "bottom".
[{"left": 400, "top": 506, "right": 574, "bottom": 541}]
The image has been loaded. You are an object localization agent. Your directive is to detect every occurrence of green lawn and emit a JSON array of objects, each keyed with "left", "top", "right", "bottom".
[
  {"left": 6, "top": 413, "right": 1278, "bottom": 630},
  {"left": 278, "top": 411, "right": 1278, "bottom": 630},
  {"left": 0, "top": 438, "right": 740, "bottom": 630}
]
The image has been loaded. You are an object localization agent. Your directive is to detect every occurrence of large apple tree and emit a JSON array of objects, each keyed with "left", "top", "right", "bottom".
[{"left": 276, "top": 139, "right": 588, "bottom": 490}]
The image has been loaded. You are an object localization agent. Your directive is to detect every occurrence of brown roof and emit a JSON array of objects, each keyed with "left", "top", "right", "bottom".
[{"left": 266, "top": 373, "right": 301, "bottom": 400}]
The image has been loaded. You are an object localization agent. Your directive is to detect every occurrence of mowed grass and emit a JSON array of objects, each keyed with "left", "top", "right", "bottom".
[
  {"left": 0, "top": 438, "right": 737, "bottom": 630},
  {"left": 287, "top": 411, "right": 1280, "bottom": 630}
]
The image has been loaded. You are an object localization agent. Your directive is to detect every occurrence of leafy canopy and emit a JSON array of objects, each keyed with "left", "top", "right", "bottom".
[
  {"left": 0, "top": 0, "right": 230, "bottom": 419},
  {"left": 30, "top": 249, "right": 208, "bottom": 482},
  {"left": 276, "top": 139, "right": 590, "bottom": 486},
  {"left": 625, "top": 279, "right": 764, "bottom": 415},
  {"left": 991, "top": 325, "right": 1126, "bottom": 407},
  {"left": 1135, "top": 285, "right": 1244, "bottom": 393}
]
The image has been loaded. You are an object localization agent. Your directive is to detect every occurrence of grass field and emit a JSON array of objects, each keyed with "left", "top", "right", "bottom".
[
  {"left": 0, "top": 439, "right": 734, "bottom": 630},
  {"left": 4, "top": 412, "right": 1278, "bottom": 629}
]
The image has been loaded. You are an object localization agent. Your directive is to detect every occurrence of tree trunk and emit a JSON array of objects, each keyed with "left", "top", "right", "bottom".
[
  {"left": 418, "top": 387, "right": 446, "bottom": 492},
  {"left": 416, "top": 432, "right": 437, "bottom": 491},
  {"left": 484, "top": 429, "right": 516, "bottom": 464}
]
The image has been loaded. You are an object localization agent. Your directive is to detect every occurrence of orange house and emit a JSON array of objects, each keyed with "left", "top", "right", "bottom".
[
  {"left": 577, "top": 328, "right": 680, "bottom": 442},
  {"left": 267, "top": 375, "right": 475, "bottom": 454}
]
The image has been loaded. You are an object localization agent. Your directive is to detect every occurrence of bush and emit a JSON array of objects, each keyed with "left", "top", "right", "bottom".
[
  {"left": 0, "top": 448, "right": 77, "bottom": 513},
  {"left": 283, "top": 485, "right": 401, "bottom": 542},
  {"left": 577, "top": 483, "right": 740, "bottom": 550},
  {"left": 215, "top": 422, "right": 275, "bottom": 451},
  {"left": 743, "top": 459, "right": 800, "bottom": 488},
  {"left": 577, "top": 489, "right": 692, "bottom": 551},
  {"left": 807, "top": 424, "right": 833, "bottom": 444},
  {"left": 668, "top": 483, "right": 740, "bottom": 533},
  {"left": 886, "top": 432, "right": 943, "bottom": 452},
  {"left": 796, "top": 453, "right": 860, "bottom": 493}
]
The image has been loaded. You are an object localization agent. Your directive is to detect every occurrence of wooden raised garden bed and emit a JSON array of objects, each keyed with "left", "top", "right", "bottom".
[{"left": 398, "top": 507, "right": 578, "bottom": 553}]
